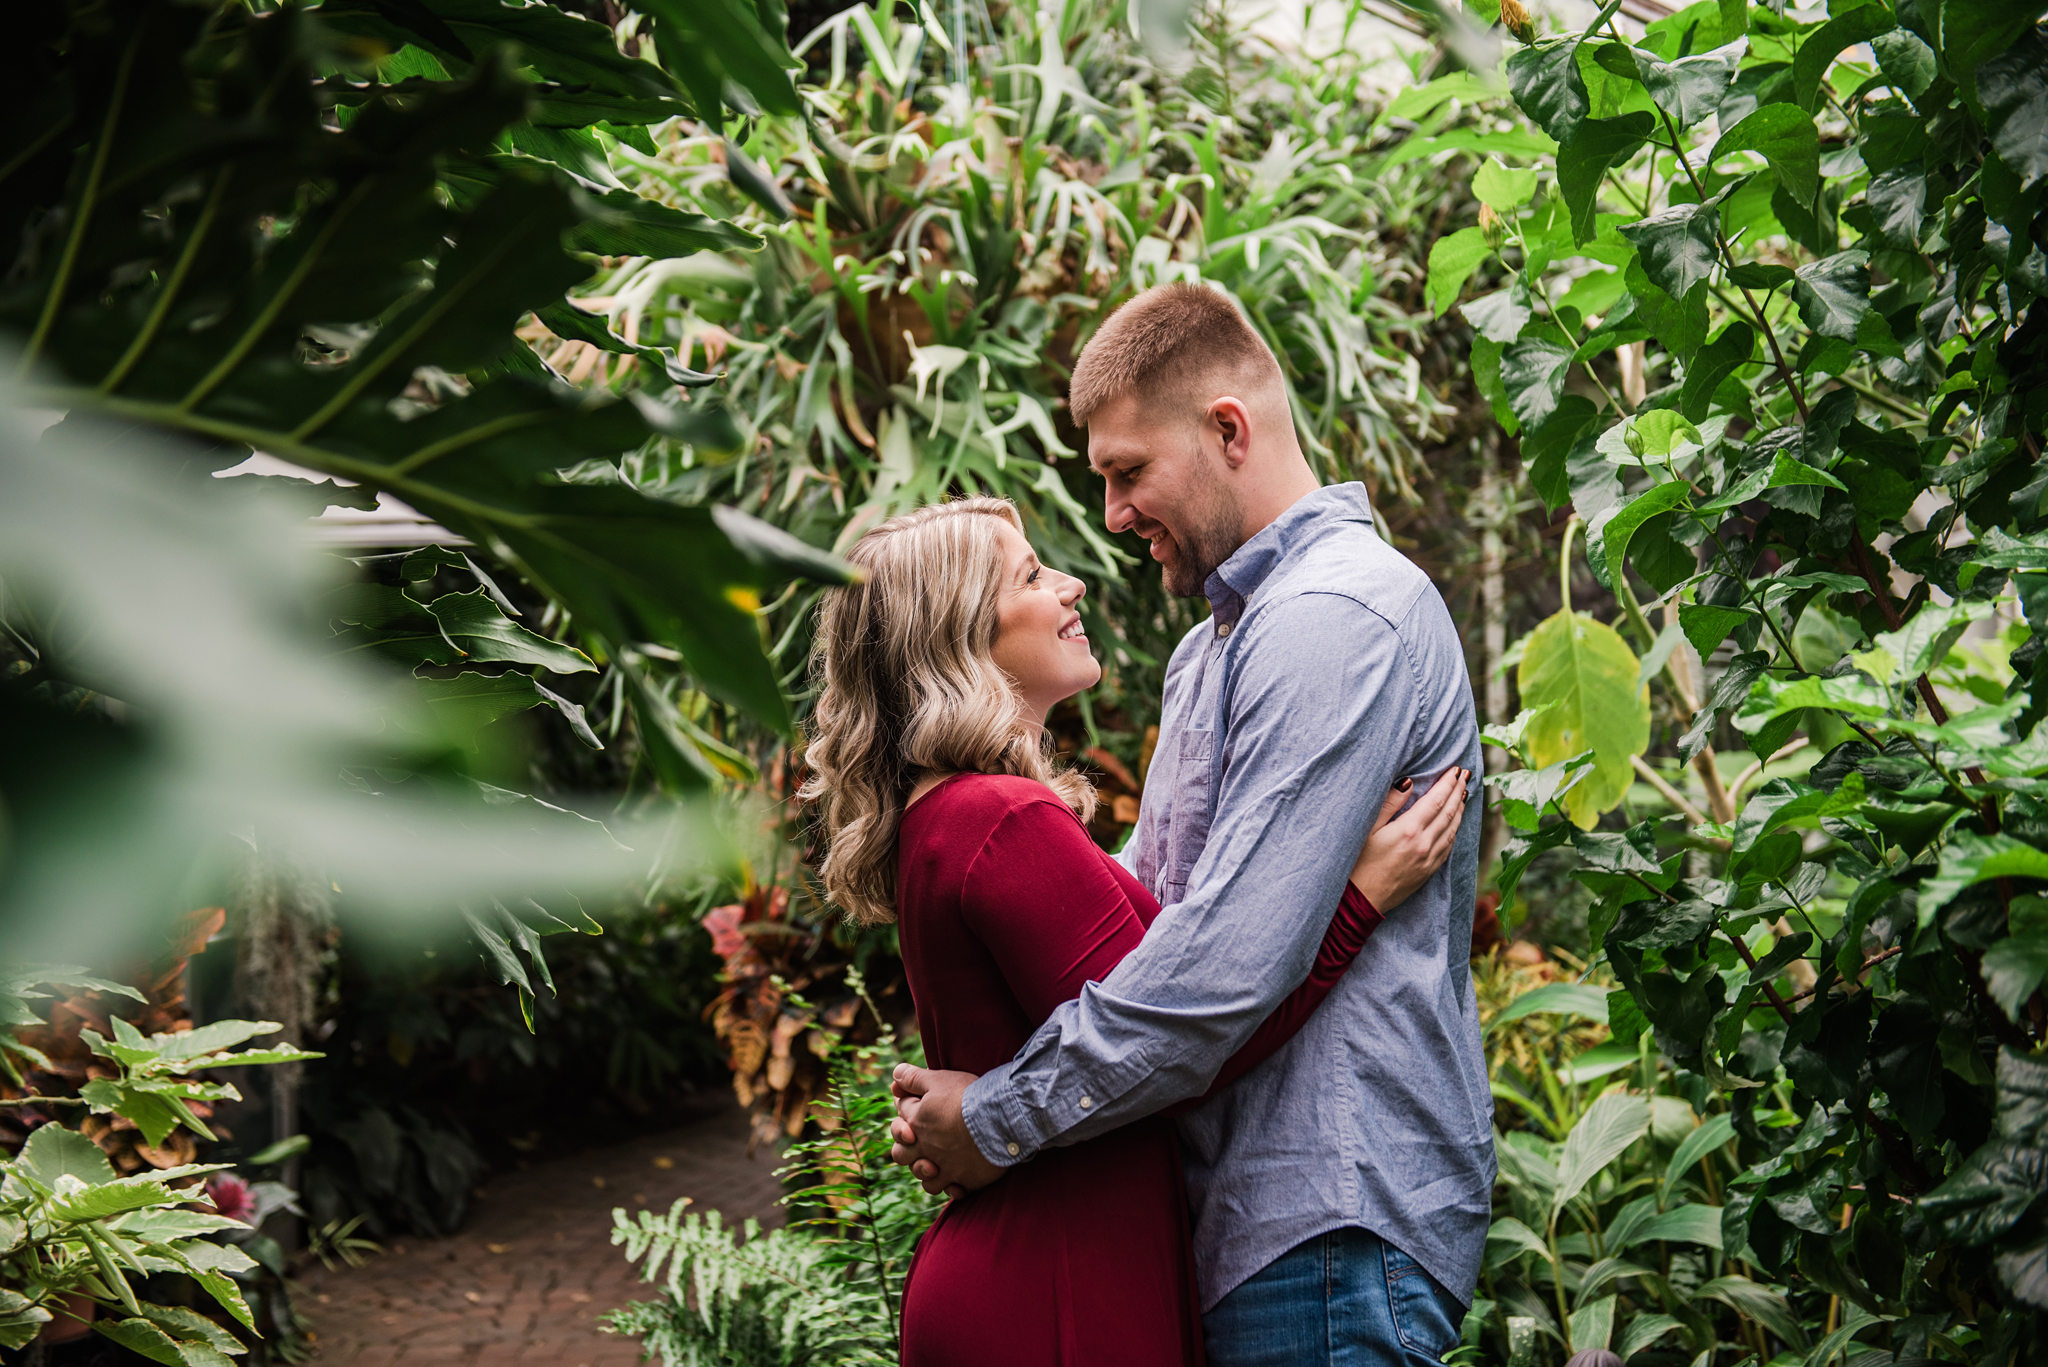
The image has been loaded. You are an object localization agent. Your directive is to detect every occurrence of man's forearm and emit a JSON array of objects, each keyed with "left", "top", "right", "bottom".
[{"left": 959, "top": 974, "right": 1270, "bottom": 1162}]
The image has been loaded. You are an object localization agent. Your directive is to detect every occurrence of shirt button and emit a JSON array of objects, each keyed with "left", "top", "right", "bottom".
[
  {"left": 1006, "top": 1142, "right": 1020, "bottom": 1156},
  {"left": 1079, "top": 1096, "right": 1092, "bottom": 1109},
  {"left": 1217, "top": 623, "right": 1232, "bottom": 638}
]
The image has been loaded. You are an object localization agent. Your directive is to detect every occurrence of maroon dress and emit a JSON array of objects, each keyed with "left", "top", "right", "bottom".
[{"left": 894, "top": 773, "right": 1383, "bottom": 1367}]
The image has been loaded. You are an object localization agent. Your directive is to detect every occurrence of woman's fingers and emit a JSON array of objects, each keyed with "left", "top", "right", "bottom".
[{"left": 1372, "top": 778, "right": 1414, "bottom": 834}]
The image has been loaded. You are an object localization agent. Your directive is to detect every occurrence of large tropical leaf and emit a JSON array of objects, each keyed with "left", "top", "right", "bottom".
[
  {"left": 5, "top": 3, "right": 851, "bottom": 746},
  {"left": 1516, "top": 610, "right": 1651, "bottom": 828}
]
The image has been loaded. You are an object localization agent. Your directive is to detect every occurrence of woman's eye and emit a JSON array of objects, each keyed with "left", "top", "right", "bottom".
[{"left": 1026, "top": 568, "right": 1041, "bottom": 585}]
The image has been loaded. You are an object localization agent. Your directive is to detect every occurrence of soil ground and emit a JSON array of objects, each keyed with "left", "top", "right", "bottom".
[{"left": 299, "top": 1096, "right": 785, "bottom": 1366}]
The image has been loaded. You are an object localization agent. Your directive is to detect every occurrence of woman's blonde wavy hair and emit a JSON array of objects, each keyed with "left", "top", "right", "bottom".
[{"left": 800, "top": 497, "right": 1096, "bottom": 926}]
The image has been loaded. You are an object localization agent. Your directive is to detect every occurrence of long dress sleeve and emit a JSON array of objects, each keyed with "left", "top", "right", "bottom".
[{"left": 959, "top": 795, "right": 1381, "bottom": 1100}]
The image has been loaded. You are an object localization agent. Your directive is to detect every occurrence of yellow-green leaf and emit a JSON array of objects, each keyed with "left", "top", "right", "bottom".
[{"left": 1516, "top": 610, "right": 1651, "bottom": 829}]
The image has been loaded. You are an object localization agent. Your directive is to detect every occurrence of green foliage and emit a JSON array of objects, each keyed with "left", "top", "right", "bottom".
[
  {"left": 1467, "top": 0, "right": 2048, "bottom": 1356},
  {"left": 604, "top": 975, "right": 939, "bottom": 1366},
  {"left": 0, "top": 981, "right": 307, "bottom": 1363},
  {"left": 536, "top": 0, "right": 1473, "bottom": 768}
]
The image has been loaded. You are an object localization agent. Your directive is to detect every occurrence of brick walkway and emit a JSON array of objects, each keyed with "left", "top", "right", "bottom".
[{"left": 300, "top": 1098, "right": 786, "bottom": 1366}]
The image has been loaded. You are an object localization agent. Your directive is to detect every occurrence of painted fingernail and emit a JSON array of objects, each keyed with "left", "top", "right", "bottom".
[{"left": 1399, "top": 778, "right": 1413, "bottom": 790}]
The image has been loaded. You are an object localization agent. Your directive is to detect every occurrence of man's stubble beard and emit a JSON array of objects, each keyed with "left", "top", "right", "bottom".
[{"left": 1160, "top": 483, "right": 1243, "bottom": 598}]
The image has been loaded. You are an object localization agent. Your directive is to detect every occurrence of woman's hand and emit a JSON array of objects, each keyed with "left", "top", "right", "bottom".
[{"left": 1348, "top": 768, "right": 1471, "bottom": 912}]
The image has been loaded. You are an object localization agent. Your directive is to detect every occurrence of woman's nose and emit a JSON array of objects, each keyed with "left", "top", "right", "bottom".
[{"left": 1059, "top": 573, "right": 1087, "bottom": 606}]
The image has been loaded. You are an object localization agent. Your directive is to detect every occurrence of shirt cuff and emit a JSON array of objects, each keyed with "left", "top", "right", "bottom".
[{"left": 961, "top": 1062, "right": 1032, "bottom": 1167}]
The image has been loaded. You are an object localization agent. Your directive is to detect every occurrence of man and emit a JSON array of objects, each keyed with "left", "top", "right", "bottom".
[{"left": 889, "top": 282, "right": 1494, "bottom": 1365}]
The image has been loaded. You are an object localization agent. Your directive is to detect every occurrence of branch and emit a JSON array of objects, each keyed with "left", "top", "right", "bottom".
[
  {"left": 1728, "top": 738, "right": 1813, "bottom": 808},
  {"left": 1631, "top": 754, "right": 1709, "bottom": 826}
]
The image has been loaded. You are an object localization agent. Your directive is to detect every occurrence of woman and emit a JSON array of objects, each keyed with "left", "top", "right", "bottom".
[{"left": 802, "top": 497, "right": 1468, "bottom": 1366}]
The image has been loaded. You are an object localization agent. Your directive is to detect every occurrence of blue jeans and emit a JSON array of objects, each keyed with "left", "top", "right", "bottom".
[{"left": 1202, "top": 1227, "right": 1465, "bottom": 1367}]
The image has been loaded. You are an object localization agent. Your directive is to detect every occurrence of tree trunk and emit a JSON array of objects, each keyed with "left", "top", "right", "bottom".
[
  {"left": 232, "top": 835, "right": 332, "bottom": 1257},
  {"left": 1476, "top": 437, "right": 1511, "bottom": 877}
]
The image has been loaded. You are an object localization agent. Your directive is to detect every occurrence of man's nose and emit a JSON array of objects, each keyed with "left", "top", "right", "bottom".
[{"left": 1103, "top": 487, "right": 1133, "bottom": 535}]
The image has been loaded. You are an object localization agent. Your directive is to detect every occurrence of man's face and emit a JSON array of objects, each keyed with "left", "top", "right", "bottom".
[{"left": 1087, "top": 393, "right": 1243, "bottom": 598}]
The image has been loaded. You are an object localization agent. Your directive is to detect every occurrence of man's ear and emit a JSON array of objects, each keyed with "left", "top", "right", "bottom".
[{"left": 1207, "top": 396, "right": 1254, "bottom": 470}]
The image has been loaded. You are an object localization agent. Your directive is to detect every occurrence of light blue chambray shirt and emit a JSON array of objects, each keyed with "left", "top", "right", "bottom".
[{"left": 960, "top": 483, "right": 1497, "bottom": 1312}]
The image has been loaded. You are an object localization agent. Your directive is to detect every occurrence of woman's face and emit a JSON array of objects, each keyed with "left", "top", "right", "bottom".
[{"left": 988, "top": 520, "right": 1100, "bottom": 723}]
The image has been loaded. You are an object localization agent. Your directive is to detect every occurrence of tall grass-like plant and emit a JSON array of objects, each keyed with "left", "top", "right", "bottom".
[{"left": 533, "top": 0, "right": 1484, "bottom": 774}]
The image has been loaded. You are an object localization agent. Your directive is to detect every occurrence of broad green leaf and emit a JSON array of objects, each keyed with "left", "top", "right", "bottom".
[
  {"left": 1518, "top": 610, "right": 1650, "bottom": 829},
  {"left": 1853, "top": 599, "right": 1998, "bottom": 685},
  {"left": 1680, "top": 321, "right": 1755, "bottom": 422},
  {"left": 1463, "top": 280, "right": 1535, "bottom": 344},
  {"left": 1767, "top": 453, "right": 1848, "bottom": 494},
  {"left": 1632, "top": 37, "right": 1747, "bottom": 129},
  {"left": 1599, "top": 481, "right": 1691, "bottom": 588},
  {"left": 95, "top": 1315, "right": 234, "bottom": 1367},
  {"left": 426, "top": 590, "right": 596, "bottom": 674},
  {"left": 1426, "top": 227, "right": 1490, "bottom": 317},
  {"left": 1711, "top": 104, "right": 1820, "bottom": 208},
  {"left": 1627, "top": 1203, "right": 1726, "bottom": 1250},
  {"left": 1698, "top": 1275, "right": 1808, "bottom": 1349},
  {"left": 52, "top": 1174, "right": 191, "bottom": 1223},
  {"left": 1619, "top": 1314, "right": 1685, "bottom": 1358},
  {"left": 144, "top": 1019, "right": 281, "bottom": 1060},
  {"left": 1873, "top": 27, "right": 1938, "bottom": 100},
  {"left": 1569, "top": 1294, "right": 1617, "bottom": 1352},
  {"left": 635, "top": 0, "right": 801, "bottom": 117},
  {"left": 141, "top": 1306, "right": 242, "bottom": 1358},
  {"left": 1482, "top": 704, "right": 1556, "bottom": 755},
  {"left": 1500, "top": 339, "right": 1576, "bottom": 430},
  {"left": 1490, "top": 983, "right": 1612, "bottom": 1031},
  {"left": 1488, "top": 751, "right": 1595, "bottom": 831},
  {"left": 1793, "top": 250, "right": 1872, "bottom": 340},
  {"left": 1509, "top": 34, "right": 1593, "bottom": 144},
  {"left": 1557, "top": 115, "right": 1655, "bottom": 245},
  {"left": 16, "top": 1124, "right": 116, "bottom": 1189},
  {"left": 1386, "top": 70, "right": 1509, "bottom": 120},
  {"left": 1866, "top": 165, "right": 1929, "bottom": 248},
  {"left": 1980, "top": 30, "right": 2048, "bottom": 191},
  {"left": 116, "top": 1209, "right": 249, "bottom": 1240},
  {"left": 78, "top": 1081, "right": 204, "bottom": 1148},
  {"left": 1618, "top": 194, "right": 1724, "bottom": 302},
  {"left": 533, "top": 300, "right": 719, "bottom": 387},
  {"left": 566, "top": 182, "right": 765, "bottom": 257},
  {"left": 1486, "top": 1216, "right": 1553, "bottom": 1268},
  {"left": 1791, "top": 5, "right": 1898, "bottom": 111},
  {"left": 1626, "top": 411, "right": 1704, "bottom": 459},
  {"left": 1969, "top": 526, "right": 2048, "bottom": 569},
  {"left": 413, "top": 672, "right": 547, "bottom": 744},
  {"left": 1665, "top": 1112, "right": 1737, "bottom": 1191},
  {"left": 1554, "top": 1092, "right": 1654, "bottom": 1212},
  {"left": 1560, "top": 1041, "right": 1639, "bottom": 1085},
  {"left": 1981, "top": 933, "right": 2048, "bottom": 1023},
  {"left": 1474, "top": 157, "right": 1541, "bottom": 212},
  {"left": 1918, "top": 833, "right": 2048, "bottom": 927}
]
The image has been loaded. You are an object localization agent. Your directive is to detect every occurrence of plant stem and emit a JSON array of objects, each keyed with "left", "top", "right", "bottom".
[
  {"left": 19, "top": 27, "right": 144, "bottom": 377},
  {"left": 100, "top": 166, "right": 235, "bottom": 394},
  {"left": 1653, "top": 105, "right": 1809, "bottom": 420},
  {"left": 1559, "top": 515, "right": 1580, "bottom": 616}
]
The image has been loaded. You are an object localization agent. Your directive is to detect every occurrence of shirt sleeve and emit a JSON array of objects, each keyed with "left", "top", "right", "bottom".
[
  {"left": 958, "top": 797, "right": 1150, "bottom": 1026},
  {"left": 962, "top": 592, "right": 1425, "bottom": 1164},
  {"left": 1163, "top": 883, "right": 1382, "bottom": 1116}
]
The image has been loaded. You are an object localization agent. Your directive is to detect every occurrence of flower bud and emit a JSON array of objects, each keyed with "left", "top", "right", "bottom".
[
  {"left": 1479, "top": 203, "right": 1507, "bottom": 252},
  {"left": 1500, "top": 0, "right": 1536, "bottom": 43}
]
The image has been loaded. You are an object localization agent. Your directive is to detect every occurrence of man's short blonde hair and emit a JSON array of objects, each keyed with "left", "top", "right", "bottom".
[{"left": 1068, "top": 282, "right": 1281, "bottom": 427}]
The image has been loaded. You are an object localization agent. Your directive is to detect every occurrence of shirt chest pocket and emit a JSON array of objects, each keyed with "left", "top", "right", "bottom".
[{"left": 1163, "top": 728, "right": 1217, "bottom": 906}]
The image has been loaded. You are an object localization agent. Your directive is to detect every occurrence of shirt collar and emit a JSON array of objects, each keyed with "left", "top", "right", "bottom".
[{"left": 1203, "top": 483, "right": 1377, "bottom": 632}]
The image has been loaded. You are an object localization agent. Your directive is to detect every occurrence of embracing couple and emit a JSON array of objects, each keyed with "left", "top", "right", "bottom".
[{"left": 801, "top": 283, "right": 1497, "bottom": 1366}]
